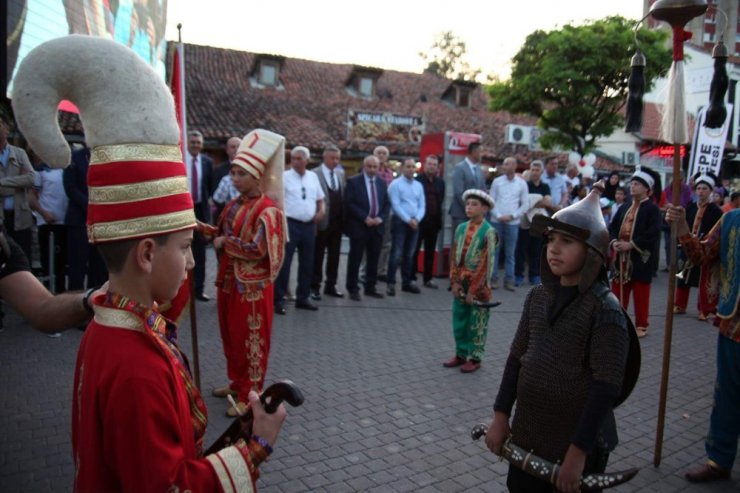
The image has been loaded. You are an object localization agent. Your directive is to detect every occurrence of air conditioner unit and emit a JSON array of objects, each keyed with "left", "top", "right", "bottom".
[
  {"left": 622, "top": 151, "right": 641, "bottom": 165},
  {"left": 505, "top": 124, "right": 531, "bottom": 145}
]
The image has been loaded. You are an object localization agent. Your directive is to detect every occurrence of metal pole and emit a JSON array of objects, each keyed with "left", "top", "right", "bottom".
[
  {"left": 188, "top": 273, "right": 201, "bottom": 389},
  {"left": 48, "top": 230, "right": 55, "bottom": 295}
]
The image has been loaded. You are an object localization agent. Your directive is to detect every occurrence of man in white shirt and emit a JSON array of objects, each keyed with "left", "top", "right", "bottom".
[
  {"left": 274, "top": 146, "right": 325, "bottom": 314},
  {"left": 489, "top": 157, "right": 529, "bottom": 291}
]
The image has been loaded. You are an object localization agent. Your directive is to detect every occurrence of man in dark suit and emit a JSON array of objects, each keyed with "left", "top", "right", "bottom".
[
  {"left": 344, "top": 155, "right": 389, "bottom": 301},
  {"left": 414, "top": 154, "right": 445, "bottom": 288},
  {"left": 186, "top": 130, "right": 214, "bottom": 301},
  {"left": 449, "top": 142, "right": 486, "bottom": 235},
  {"left": 63, "top": 146, "right": 108, "bottom": 292},
  {"left": 310, "top": 145, "right": 345, "bottom": 300}
]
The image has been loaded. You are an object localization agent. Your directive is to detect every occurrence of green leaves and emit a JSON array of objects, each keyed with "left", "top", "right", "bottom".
[{"left": 487, "top": 16, "right": 671, "bottom": 154}]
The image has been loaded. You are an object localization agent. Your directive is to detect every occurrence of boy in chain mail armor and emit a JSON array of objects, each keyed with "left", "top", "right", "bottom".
[{"left": 486, "top": 184, "right": 635, "bottom": 493}]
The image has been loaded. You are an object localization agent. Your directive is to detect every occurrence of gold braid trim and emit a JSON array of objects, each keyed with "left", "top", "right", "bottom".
[
  {"left": 90, "top": 176, "right": 189, "bottom": 205},
  {"left": 88, "top": 209, "right": 195, "bottom": 243},
  {"left": 206, "top": 446, "right": 254, "bottom": 493},
  {"left": 90, "top": 144, "right": 183, "bottom": 164},
  {"left": 93, "top": 305, "right": 144, "bottom": 332}
]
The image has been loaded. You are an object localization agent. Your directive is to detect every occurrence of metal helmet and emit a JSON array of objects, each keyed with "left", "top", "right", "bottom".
[{"left": 531, "top": 181, "right": 610, "bottom": 292}]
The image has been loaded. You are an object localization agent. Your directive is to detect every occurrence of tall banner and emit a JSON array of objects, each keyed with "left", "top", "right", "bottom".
[
  {"left": 170, "top": 42, "right": 188, "bottom": 159},
  {"left": 688, "top": 104, "right": 732, "bottom": 178}
]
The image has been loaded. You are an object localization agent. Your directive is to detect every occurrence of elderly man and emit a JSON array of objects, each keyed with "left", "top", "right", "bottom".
[
  {"left": 211, "top": 136, "right": 241, "bottom": 221},
  {"left": 274, "top": 146, "right": 325, "bottom": 314},
  {"left": 344, "top": 155, "right": 389, "bottom": 301},
  {"left": 0, "top": 114, "right": 35, "bottom": 259},
  {"left": 489, "top": 157, "right": 528, "bottom": 291},
  {"left": 186, "top": 130, "right": 214, "bottom": 301},
  {"left": 311, "top": 145, "right": 345, "bottom": 300},
  {"left": 386, "top": 158, "right": 425, "bottom": 296}
]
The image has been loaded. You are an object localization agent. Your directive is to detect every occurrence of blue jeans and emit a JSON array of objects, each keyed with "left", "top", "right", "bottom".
[
  {"left": 705, "top": 334, "right": 740, "bottom": 470},
  {"left": 492, "top": 222, "right": 519, "bottom": 283},
  {"left": 387, "top": 216, "right": 419, "bottom": 286}
]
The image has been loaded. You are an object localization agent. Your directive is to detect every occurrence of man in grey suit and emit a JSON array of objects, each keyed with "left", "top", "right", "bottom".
[
  {"left": 311, "top": 145, "right": 345, "bottom": 300},
  {"left": 449, "top": 142, "right": 486, "bottom": 235}
]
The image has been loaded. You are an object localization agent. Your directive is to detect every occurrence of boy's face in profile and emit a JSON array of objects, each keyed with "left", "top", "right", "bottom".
[
  {"left": 230, "top": 166, "right": 260, "bottom": 195},
  {"left": 465, "top": 198, "right": 489, "bottom": 220},
  {"left": 545, "top": 231, "right": 587, "bottom": 284},
  {"left": 150, "top": 229, "right": 194, "bottom": 302}
]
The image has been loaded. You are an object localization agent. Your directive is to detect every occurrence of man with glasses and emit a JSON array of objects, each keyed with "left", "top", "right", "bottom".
[{"left": 274, "top": 146, "right": 325, "bottom": 314}]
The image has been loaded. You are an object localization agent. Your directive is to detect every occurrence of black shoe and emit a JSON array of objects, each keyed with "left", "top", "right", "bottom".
[
  {"left": 295, "top": 300, "right": 319, "bottom": 311},
  {"left": 364, "top": 290, "right": 384, "bottom": 299},
  {"left": 195, "top": 292, "right": 211, "bottom": 302},
  {"left": 349, "top": 292, "right": 361, "bottom": 301},
  {"left": 386, "top": 285, "right": 396, "bottom": 296},
  {"left": 377, "top": 274, "right": 388, "bottom": 283},
  {"left": 310, "top": 290, "right": 322, "bottom": 301},
  {"left": 274, "top": 305, "right": 286, "bottom": 315},
  {"left": 402, "top": 284, "right": 421, "bottom": 294},
  {"left": 323, "top": 287, "right": 344, "bottom": 298}
]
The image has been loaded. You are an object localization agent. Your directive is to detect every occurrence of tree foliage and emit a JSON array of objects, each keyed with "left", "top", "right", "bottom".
[
  {"left": 488, "top": 16, "right": 671, "bottom": 154},
  {"left": 419, "top": 31, "right": 481, "bottom": 81}
]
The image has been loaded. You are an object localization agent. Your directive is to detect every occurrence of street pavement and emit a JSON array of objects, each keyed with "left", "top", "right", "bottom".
[{"left": 1, "top": 248, "right": 739, "bottom": 492}]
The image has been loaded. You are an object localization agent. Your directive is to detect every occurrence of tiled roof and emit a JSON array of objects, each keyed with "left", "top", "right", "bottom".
[{"left": 174, "top": 42, "right": 536, "bottom": 159}]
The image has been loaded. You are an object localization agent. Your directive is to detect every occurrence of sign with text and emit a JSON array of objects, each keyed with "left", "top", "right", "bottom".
[
  {"left": 688, "top": 104, "right": 732, "bottom": 178},
  {"left": 446, "top": 131, "right": 481, "bottom": 155},
  {"left": 347, "top": 110, "right": 425, "bottom": 144}
]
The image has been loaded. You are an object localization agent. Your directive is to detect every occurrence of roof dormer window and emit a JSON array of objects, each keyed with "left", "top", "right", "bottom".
[
  {"left": 346, "top": 66, "right": 384, "bottom": 100},
  {"left": 441, "top": 80, "right": 478, "bottom": 108},
  {"left": 249, "top": 54, "right": 285, "bottom": 89},
  {"left": 456, "top": 87, "right": 471, "bottom": 108}
]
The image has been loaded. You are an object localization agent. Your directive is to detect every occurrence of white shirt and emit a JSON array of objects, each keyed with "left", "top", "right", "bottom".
[
  {"left": 33, "top": 168, "right": 68, "bottom": 226},
  {"left": 489, "top": 174, "right": 529, "bottom": 225},
  {"left": 185, "top": 153, "right": 204, "bottom": 203},
  {"left": 212, "top": 174, "right": 240, "bottom": 205},
  {"left": 320, "top": 164, "right": 343, "bottom": 191},
  {"left": 283, "top": 168, "right": 325, "bottom": 222}
]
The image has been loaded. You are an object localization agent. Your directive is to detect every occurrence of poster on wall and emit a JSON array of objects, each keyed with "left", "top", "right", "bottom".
[
  {"left": 6, "top": 0, "right": 169, "bottom": 98},
  {"left": 347, "top": 110, "right": 425, "bottom": 144},
  {"left": 688, "top": 104, "right": 733, "bottom": 178}
]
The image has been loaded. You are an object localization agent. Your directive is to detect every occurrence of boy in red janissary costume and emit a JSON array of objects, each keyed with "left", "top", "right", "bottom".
[
  {"left": 210, "top": 130, "right": 287, "bottom": 417},
  {"left": 12, "top": 35, "right": 286, "bottom": 492}
]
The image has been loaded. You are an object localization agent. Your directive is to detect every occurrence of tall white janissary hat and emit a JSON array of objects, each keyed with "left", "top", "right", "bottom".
[{"left": 11, "top": 35, "right": 195, "bottom": 244}]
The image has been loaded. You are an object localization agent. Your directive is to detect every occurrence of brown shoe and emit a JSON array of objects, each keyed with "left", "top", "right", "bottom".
[
  {"left": 685, "top": 463, "right": 731, "bottom": 483},
  {"left": 226, "top": 401, "right": 248, "bottom": 417},
  {"left": 443, "top": 356, "right": 465, "bottom": 368},
  {"left": 212, "top": 385, "right": 237, "bottom": 398},
  {"left": 460, "top": 360, "right": 481, "bottom": 373}
]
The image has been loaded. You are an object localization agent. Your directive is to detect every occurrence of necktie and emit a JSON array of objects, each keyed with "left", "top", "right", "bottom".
[
  {"left": 330, "top": 169, "right": 337, "bottom": 191},
  {"left": 369, "top": 178, "right": 377, "bottom": 217},
  {"left": 191, "top": 155, "right": 199, "bottom": 203}
]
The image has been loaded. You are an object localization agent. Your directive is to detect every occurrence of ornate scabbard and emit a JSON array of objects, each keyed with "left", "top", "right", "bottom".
[{"left": 470, "top": 424, "right": 638, "bottom": 491}]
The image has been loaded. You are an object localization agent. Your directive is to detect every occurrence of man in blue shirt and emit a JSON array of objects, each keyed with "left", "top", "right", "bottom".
[
  {"left": 386, "top": 159, "right": 426, "bottom": 295},
  {"left": 540, "top": 156, "right": 567, "bottom": 213}
]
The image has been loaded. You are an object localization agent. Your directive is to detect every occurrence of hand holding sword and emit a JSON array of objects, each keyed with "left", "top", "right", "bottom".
[{"left": 471, "top": 423, "right": 639, "bottom": 491}]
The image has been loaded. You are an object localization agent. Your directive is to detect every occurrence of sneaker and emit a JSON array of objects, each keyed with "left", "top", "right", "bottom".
[
  {"left": 386, "top": 285, "right": 396, "bottom": 296},
  {"left": 310, "top": 290, "right": 322, "bottom": 301},
  {"left": 491, "top": 279, "right": 499, "bottom": 290},
  {"left": 423, "top": 280, "right": 439, "bottom": 289},
  {"left": 47, "top": 332, "right": 62, "bottom": 338},
  {"left": 504, "top": 282, "right": 516, "bottom": 292}
]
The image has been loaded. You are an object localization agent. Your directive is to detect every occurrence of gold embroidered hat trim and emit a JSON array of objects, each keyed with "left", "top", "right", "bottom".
[
  {"left": 90, "top": 143, "right": 183, "bottom": 165},
  {"left": 88, "top": 209, "right": 196, "bottom": 243},
  {"left": 89, "top": 176, "right": 189, "bottom": 205}
]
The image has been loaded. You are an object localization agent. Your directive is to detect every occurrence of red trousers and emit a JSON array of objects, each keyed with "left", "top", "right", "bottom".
[
  {"left": 675, "top": 285, "right": 716, "bottom": 317},
  {"left": 611, "top": 280, "right": 651, "bottom": 328},
  {"left": 217, "top": 282, "right": 273, "bottom": 401}
]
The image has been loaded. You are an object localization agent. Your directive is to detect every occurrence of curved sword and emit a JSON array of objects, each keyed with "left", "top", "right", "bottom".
[{"left": 471, "top": 424, "right": 638, "bottom": 491}]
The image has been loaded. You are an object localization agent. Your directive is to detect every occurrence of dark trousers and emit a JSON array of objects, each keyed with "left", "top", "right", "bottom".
[
  {"left": 38, "top": 224, "right": 67, "bottom": 293},
  {"left": 507, "top": 450, "right": 609, "bottom": 492},
  {"left": 387, "top": 216, "right": 419, "bottom": 286},
  {"left": 275, "top": 219, "right": 316, "bottom": 305},
  {"left": 346, "top": 229, "right": 382, "bottom": 294},
  {"left": 192, "top": 205, "right": 208, "bottom": 294},
  {"left": 67, "top": 226, "right": 108, "bottom": 290},
  {"left": 414, "top": 219, "right": 441, "bottom": 283},
  {"left": 514, "top": 227, "right": 542, "bottom": 282},
  {"left": 312, "top": 223, "right": 342, "bottom": 292},
  {"left": 3, "top": 210, "right": 32, "bottom": 260}
]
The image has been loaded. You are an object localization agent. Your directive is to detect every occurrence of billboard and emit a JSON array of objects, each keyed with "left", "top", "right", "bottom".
[
  {"left": 347, "top": 109, "right": 425, "bottom": 144},
  {"left": 6, "top": 0, "right": 169, "bottom": 98}
]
